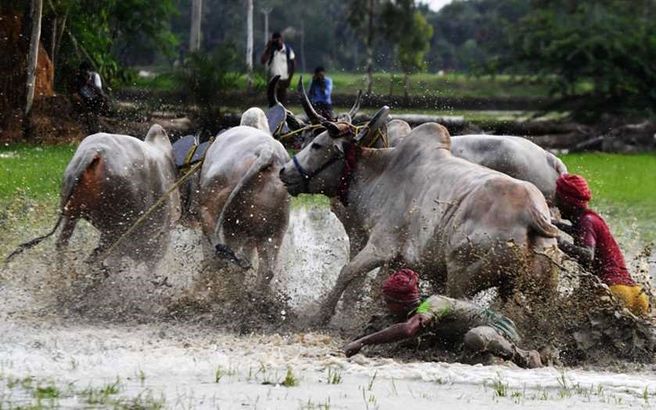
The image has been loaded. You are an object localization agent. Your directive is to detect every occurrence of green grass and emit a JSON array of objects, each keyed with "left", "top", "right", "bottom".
[
  {"left": 2, "top": 145, "right": 654, "bottom": 208},
  {"left": 561, "top": 152, "right": 656, "bottom": 243},
  {"left": 1, "top": 145, "right": 653, "bottom": 243},
  {"left": 0, "top": 144, "right": 76, "bottom": 201},
  {"left": 120, "top": 69, "right": 552, "bottom": 99},
  {"left": 561, "top": 153, "right": 656, "bottom": 206}
]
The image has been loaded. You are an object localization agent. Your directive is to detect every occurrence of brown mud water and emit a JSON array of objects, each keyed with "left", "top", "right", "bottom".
[{"left": 1, "top": 206, "right": 656, "bottom": 408}]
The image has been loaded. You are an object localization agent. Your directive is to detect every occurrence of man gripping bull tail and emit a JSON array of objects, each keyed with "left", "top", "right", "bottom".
[
  {"left": 4, "top": 153, "right": 102, "bottom": 264},
  {"left": 213, "top": 144, "right": 274, "bottom": 268},
  {"left": 526, "top": 201, "right": 560, "bottom": 239}
]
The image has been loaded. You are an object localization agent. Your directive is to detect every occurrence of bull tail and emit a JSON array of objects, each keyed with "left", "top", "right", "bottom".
[
  {"left": 5, "top": 153, "right": 102, "bottom": 264},
  {"left": 546, "top": 151, "right": 567, "bottom": 175},
  {"left": 213, "top": 145, "right": 274, "bottom": 266},
  {"left": 60, "top": 152, "right": 102, "bottom": 210},
  {"left": 527, "top": 203, "right": 559, "bottom": 238},
  {"left": 4, "top": 214, "right": 63, "bottom": 264}
]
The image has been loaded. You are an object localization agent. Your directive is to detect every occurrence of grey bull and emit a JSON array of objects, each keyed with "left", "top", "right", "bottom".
[
  {"left": 279, "top": 112, "right": 560, "bottom": 324},
  {"left": 6, "top": 125, "right": 181, "bottom": 265},
  {"left": 198, "top": 125, "right": 290, "bottom": 290},
  {"left": 385, "top": 122, "right": 567, "bottom": 203}
]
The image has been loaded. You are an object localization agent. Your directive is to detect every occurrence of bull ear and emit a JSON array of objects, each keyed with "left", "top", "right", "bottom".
[
  {"left": 347, "top": 90, "right": 363, "bottom": 120},
  {"left": 333, "top": 140, "right": 345, "bottom": 155},
  {"left": 267, "top": 75, "right": 281, "bottom": 108},
  {"left": 286, "top": 111, "right": 303, "bottom": 131},
  {"left": 298, "top": 75, "right": 327, "bottom": 124},
  {"left": 354, "top": 106, "right": 390, "bottom": 144}
]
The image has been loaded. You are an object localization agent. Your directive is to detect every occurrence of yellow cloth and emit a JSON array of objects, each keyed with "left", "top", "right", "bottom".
[{"left": 609, "top": 284, "right": 650, "bottom": 316}]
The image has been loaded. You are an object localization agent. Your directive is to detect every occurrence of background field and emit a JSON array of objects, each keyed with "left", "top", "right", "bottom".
[{"left": 129, "top": 71, "right": 553, "bottom": 99}]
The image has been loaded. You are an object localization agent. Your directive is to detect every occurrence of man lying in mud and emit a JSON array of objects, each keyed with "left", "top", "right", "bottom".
[
  {"left": 553, "top": 174, "right": 649, "bottom": 316},
  {"left": 343, "top": 269, "right": 544, "bottom": 368}
]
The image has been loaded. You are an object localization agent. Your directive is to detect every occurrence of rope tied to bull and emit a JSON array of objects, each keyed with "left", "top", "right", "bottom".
[
  {"left": 277, "top": 123, "right": 389, "bottom": 148},
  {"left": 277, "top": 124, "right": 324, "bottom": 142}
]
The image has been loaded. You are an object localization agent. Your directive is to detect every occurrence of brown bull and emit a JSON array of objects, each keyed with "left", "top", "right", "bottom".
[
  {"left": 198, "top": 125, "right": 290, "bottom": 290},
  {"left": 279, "top": 110, "right": 560, "bottom": 324},
  {"left": 6, "top": 125, "right": 180, "bottom": 266}
]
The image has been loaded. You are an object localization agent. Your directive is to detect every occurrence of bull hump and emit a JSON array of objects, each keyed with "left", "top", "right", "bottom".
[
  {"left": 145, "top": 124, "right": 171, "bottom": 149},
  {"left": 406, "top": 123, "right": 451, "bottom": 151}
]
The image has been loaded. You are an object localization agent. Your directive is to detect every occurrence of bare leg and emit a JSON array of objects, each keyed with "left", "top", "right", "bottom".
[
  {"left": 255, "top": 238, "right": 281, "bottom": 292},
  {"left": 463, "top": 326, "right": 542, "bottom": 368},
  {"left": 55, "top": 216, "right": 77, "bottom": 270}
]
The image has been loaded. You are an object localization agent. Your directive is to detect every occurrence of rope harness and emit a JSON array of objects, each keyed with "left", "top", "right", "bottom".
[{"left": 290, "top": 122, "right": 366, "bottom": 205}]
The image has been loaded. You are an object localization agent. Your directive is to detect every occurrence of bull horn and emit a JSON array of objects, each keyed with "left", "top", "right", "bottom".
[
  {"left": 347, "top": 90, "right": 363, "bottom": 120},
  {"left": 297, "top": 75, "right": 327, "bottom": 124},
  {"left": 321, "top": 121, "right": 342, "bottom": 138},
  {"left": 267, "top": 75, "right": 281, "bottom": 107},
  {"left": 355, "top": 106, "right": 390, "bottom": 144}
]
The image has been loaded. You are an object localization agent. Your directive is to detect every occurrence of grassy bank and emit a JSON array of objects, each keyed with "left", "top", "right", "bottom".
[
  {"left": 129, "top": 70, "right": 551, "bottom": 99},
  {"left": 0, "top": 144, "right": 653, "bottom": 261},
  {"left": 1, "top": 144, "right": 654, "bottom": 207}
]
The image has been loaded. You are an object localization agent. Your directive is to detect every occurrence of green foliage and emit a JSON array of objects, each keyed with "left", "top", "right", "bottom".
[
  {"left": 174, "top": 45, "right": 241, "bottom": 135},
  {"left": 398, "top": 11, "right": 433, "bottom": 75},
  {"left": 47, "top": 0, "right": 178, "bottom": 87},
  {"left": 508, "top": 0, "right": 656, "bottom": 118}
]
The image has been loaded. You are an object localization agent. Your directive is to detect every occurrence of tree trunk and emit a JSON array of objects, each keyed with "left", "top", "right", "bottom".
[
  {"left": 245, "top": 0, "right": 253, "bottom": 91},
  {"left": 365, "top": 0, "right": 374, "bottom": 94},
  {"left": 189, "top": 0, "right": 202, "bottom": 51},
  {"left": 403, "top": 72, "right": 410, "bottom": 100},
  {"left": 25, "top": 0, "right": 43, "bottom": 116}
]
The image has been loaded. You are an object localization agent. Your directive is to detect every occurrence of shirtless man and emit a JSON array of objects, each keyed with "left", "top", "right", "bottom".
[{"left": 343, "top": 269, "right": 543, "bottom": 368}]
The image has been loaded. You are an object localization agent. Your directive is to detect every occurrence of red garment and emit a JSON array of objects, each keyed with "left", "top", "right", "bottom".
[
  {"left": 574, "top": 209, "right": 635, "bottom": 286},
  {"left": 556, "top": 174, "right": 592, "bottom": 208},
  {"left": 382, "top": 269, "right": 420, "bottom": 304}
]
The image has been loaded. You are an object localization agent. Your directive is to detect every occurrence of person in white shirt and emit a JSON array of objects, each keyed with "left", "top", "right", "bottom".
[{"left": 260, "top": 32, "right": 295, "bottom": 104}]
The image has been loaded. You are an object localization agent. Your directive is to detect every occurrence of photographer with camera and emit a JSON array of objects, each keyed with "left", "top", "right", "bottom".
[
  {"left": 308, "top": 66, "right": 334, "bottom": 119},
  {"left": 260, "top": 32, "right": 295, "bottom": 104}
]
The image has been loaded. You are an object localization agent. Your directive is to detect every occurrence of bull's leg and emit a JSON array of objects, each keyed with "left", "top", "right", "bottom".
[
  {"left": 315, "top": 242, "right": 391, "bottom": 326},
  {"left": 255, "top": 236, "right": 282, "bottom": 292},
  {"left": 55, "top": 216, "right": 77, "bottom": 270}
]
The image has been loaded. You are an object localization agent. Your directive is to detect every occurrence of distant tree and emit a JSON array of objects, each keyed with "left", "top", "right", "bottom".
[
  {"left": 508, "top": 0, "right": 656, "bottom": 118},
  {"left": 397, "top": 11, "right": 433, "bottom": 98},
  {"left": 348, "top": 0, "right": 381, "bottom": 93},
  {"left": 44, "top": 0, "right": 177, "bottom": 87},
  {"left": 175, "top": 45, "right": 240, "bottom": 135},
  {"left": 379, "top": 1, "right": 432, "bottom": 97}
]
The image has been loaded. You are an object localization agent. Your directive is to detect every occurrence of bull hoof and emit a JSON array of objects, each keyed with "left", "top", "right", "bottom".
[
  {"left": 310, "top": 311, "right": 333, "bottom": 327},
  {"left": 215, "top": 243, "right": 251, "bottom": 270}
]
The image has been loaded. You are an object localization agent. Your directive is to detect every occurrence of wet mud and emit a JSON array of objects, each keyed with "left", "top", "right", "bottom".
[{"left": 1, "top": 205, "right": 656, "bottom": 407}]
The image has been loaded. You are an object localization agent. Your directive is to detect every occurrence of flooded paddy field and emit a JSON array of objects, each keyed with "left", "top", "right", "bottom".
[{"left": 1, "top": 147, "right": 655, "bottom": 408}]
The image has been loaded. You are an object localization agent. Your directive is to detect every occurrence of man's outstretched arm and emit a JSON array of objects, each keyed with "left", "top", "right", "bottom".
[
  {"left": 558, "top": 237, "right": 594, "bottom": 268},
  {"left": 344, "top": 314, "right": 425, "bottom": 357}
]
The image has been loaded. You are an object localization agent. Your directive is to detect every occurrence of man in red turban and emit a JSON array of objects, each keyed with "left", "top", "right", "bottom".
[
  {"left": 554, "top": 173, "right": 649, "bottom": 316},
  {"left": 343, "top": 269, "right": 544, "bottom": 368}
]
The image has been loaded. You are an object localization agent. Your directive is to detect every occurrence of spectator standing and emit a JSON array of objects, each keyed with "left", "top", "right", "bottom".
[
  {"left": 308, "top": 66, "right": 334, "bottom": 120},
  {"left": 260, "top": 32, "right": 295, "bottom": 104}
]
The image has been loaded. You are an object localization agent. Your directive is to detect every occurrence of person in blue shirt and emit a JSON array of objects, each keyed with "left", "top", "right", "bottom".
[{"left": 308, "top": 66, "right": 334, "bottom": 120}]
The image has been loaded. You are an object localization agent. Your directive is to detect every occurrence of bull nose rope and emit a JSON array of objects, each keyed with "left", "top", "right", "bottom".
[{"left": 97, "top": 159, "right": 205, "bottom": 263}]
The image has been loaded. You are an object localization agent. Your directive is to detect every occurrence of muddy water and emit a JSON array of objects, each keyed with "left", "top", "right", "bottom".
[{"left": 1, "top": 205, "right": 655, "bottom": 408}]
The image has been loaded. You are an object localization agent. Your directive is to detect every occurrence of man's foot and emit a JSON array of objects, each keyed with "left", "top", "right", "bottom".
[{"left": 514, "top": 349, "right": 543, "bottom": 368}]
